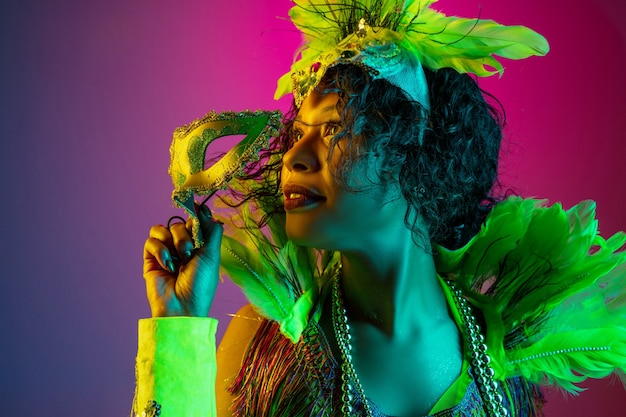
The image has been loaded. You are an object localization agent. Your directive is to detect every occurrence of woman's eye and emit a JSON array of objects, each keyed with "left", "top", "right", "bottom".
[
  {"left": 291, "top": 129, "right": 304, "bottom": 143},
  {"left": 325, "top": 123, "right": 340, "bottom": 137}
]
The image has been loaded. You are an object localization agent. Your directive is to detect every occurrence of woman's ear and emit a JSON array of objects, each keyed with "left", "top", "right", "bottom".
[{"left": 377, "top": 150, "right": 403, "bottom": 182}]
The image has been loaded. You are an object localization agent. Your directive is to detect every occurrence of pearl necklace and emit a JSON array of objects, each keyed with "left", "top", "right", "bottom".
[
  {"left": 331, "top": 273, "right": 375, "bottom": 416},
  {"left": 331, "top": 273, "right": 508, "bottom": 416}
]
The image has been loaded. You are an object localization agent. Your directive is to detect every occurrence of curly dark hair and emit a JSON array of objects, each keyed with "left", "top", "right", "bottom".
[{"left": 229, "top": 64, "right": 505, "bottom": 250}]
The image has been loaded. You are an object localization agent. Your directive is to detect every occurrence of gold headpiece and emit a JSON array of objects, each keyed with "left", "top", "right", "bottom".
[{"left": 275, "top": 0, "right": 549, "bottom": 107}]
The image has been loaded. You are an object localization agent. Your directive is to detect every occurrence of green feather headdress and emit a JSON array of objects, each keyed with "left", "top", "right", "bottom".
[{"left": 276, "top": 0, "right": 550, "bottom": 107}]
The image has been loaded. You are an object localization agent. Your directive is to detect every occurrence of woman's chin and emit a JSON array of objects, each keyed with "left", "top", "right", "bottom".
[
  {"left": 285, "top": 225, "right": 335, "bottom": 251},
  {"left": 285, "top": 230, "right": 319, "bottom": 248}
]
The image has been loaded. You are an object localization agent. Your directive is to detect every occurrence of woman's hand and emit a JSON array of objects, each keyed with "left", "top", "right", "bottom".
[{"left": 142, "top": 205, "right": 223, "bottom": 317}]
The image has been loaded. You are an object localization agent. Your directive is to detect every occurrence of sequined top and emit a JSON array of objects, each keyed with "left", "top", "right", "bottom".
[
  {"left": 227, "top": 291, "right": 540, "bottom": 417},
  {"left": 229, "top": 317, "right": 496, "bottom": 417}
]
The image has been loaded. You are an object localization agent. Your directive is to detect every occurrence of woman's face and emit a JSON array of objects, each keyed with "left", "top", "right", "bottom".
[{"left": 281, "top": 89, "right": 407, "bottom": 251}]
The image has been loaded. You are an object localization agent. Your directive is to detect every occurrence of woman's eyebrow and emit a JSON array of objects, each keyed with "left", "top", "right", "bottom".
[
  {"left": 294, "top": 105, "right": 339, "bottom": 125},
  {"left": 292, "top": 119, "right": 341, "bottom": 128}
]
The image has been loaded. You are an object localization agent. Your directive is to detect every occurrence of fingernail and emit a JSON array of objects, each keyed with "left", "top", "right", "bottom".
[
  {"left": 166, "top": 259, "right": 175, "bottom": 273},
  {"left": 183, "top": 250, "right": 192, "bottom": 259}
]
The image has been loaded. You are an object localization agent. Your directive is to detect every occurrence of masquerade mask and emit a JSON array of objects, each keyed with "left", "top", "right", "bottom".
[{"left": 168, "top": 110, "right": 282, "bottom": 246}]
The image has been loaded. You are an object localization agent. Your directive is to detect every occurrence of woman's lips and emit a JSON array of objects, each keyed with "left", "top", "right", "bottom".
[{"left": 283, "top": 184, "right": 325, "bottom": 210}]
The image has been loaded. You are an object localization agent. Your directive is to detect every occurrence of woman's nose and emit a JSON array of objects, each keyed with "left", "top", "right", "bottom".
[{"left": 282, "top": 134, "right": 322, "bottom": 173}]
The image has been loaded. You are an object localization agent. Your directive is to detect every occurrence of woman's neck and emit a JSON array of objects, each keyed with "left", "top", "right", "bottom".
[{"left": 339, "top": 233, "right": 448, "bottom": 339}]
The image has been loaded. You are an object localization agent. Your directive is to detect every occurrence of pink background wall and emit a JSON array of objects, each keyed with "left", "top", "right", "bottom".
[{"left": 1, "top": 0, "right": 624, "bottom": 415}]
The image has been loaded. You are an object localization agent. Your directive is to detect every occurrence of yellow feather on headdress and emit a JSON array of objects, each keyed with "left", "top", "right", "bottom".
[{"left": 276, "top": 0, "right": 549, "bottom": 101}]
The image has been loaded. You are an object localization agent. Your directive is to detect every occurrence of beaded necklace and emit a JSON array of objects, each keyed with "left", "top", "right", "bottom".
[{"left": 331, "top": 273, "right": 508, "bottom": 417}]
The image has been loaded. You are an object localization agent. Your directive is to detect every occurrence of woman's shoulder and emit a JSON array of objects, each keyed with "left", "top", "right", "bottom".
[
  {"left": 215, "top": 304, "right": 264, "bottom": 416},
  {"left": 217, "top": 303, "right": 263, "bottom": 371}
]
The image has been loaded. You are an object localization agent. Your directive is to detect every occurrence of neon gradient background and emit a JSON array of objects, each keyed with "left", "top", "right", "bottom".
[{"left": 1, "top": 0, "right": 624, "bottom": 416}]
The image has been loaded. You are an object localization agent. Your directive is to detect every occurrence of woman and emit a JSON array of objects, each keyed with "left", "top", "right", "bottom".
[{"left": 135, "top": 1, "right": 626, "bottom": 416}]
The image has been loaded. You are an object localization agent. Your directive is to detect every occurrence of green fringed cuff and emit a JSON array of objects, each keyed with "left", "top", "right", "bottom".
[{"left": 134, "top": 317, "right": 218, "bottom": 417}]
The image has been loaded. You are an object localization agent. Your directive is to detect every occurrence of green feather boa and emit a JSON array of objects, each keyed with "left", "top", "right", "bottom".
[{"left": 219, "top": 196, "right": 626, "bottom": 392}]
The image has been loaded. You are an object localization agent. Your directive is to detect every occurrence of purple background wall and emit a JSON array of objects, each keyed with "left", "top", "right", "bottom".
[{"left": 1, "top": 0, "right": 624, "bottom": 416}]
